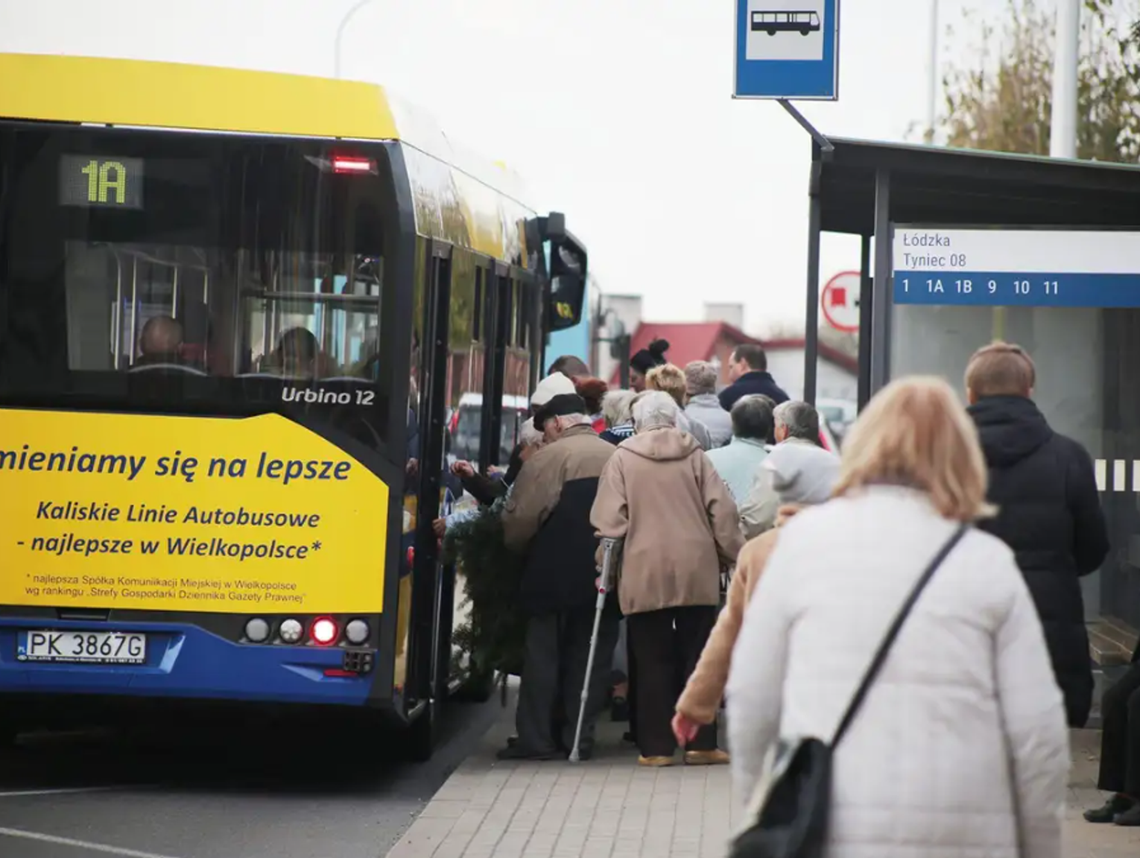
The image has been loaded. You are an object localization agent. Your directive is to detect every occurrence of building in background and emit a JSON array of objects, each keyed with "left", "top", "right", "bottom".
[
  {"left": 703, "top": 302, "right": 745, "bottom": 330},
  {"left": 608, "top": 322, "right": 857, "bottom": 405},
  {"left": 593, "top": 293, "right": 643, "bottom": 383}
]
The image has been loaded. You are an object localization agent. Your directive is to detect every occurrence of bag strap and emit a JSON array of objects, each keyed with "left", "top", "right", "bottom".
[{"left": 832, "top": 523, "right": 969, "bottom": 746}]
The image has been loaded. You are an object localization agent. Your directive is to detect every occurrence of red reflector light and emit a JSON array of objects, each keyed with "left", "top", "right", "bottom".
[
  {"left": 310, "top": 617, "right": 339, "bottom": 645},
  {"left": 332, "top": 156, "right": 375, "bottom": 174},
  {"left": 323, "top": 668, "right": 356, "bottom": 678},
  {"left": 406, "top": 546, "right": 415, "bottom": 567}
]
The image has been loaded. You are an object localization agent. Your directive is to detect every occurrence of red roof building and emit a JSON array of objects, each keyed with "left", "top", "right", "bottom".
[{"left": 610, "top": 322, "right": 858, "bottom": 392}]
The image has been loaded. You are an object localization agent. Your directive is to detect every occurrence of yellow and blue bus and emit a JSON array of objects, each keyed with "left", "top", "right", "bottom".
[{"left": 0, "top": 53, "right": 587, "bottom": 757}]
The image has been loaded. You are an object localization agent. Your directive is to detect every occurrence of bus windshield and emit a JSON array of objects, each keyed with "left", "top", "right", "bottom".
[{"left": 0, "top": 126, "right": 400, "bottom": 454}]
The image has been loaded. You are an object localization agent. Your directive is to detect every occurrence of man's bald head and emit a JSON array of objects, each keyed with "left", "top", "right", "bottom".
[{"left": 139, "top": 315, "right": 184, "bottom": 358}]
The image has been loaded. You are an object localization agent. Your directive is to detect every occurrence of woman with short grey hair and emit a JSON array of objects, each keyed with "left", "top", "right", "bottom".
[
  {"left": 600, "top": 389, "right": 636, "bottom": 445},
  {"left": 684, "top": 361, "right": 733, "bottom": 448},
  {"left": 592, "top": 390, "right": 743, "bottom": 767}
]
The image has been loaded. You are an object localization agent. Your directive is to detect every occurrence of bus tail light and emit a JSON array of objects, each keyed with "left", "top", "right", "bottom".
[
  {"left": 332, "top": 156, "right": 376, "bottom": 175},
  {"left": 310, "top": 616, "right": 339, "bottom": 646}
]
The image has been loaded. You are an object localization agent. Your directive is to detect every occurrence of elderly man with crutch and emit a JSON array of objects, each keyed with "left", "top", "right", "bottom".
[{"left": 499, "top": 373, "right": 619, "bottom": 761}]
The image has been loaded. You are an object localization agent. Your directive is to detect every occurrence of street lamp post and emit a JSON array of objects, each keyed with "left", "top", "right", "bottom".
[
  {"left": 926, "top": 0, "right": 939, "bottom": 143},
  {"left": 1050, "top": 0, "right": 1080, "bottom": 159},
  {"left": 334, "top": 0, "right": 375, "bottom": 79}
]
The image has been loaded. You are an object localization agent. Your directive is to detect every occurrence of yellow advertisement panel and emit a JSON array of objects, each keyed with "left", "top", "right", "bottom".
[{"left": 0, "top": 409, "right": 388, "bottom": 614}]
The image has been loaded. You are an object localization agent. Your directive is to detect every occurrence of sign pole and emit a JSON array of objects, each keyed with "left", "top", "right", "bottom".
[{"left": 734, "top": 0, "right": 842, "bottom": 403}]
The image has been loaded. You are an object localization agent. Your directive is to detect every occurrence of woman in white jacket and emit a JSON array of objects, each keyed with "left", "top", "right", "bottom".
[{"left": 726, "top": 376, "right": 1070, "bottom": 858}]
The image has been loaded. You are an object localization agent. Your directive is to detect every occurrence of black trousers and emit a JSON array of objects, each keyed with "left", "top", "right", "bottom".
[
  {"left": 627, "top": 605, "right": 718, "bottom": 758},
  {"left": 515, "top": 607, "right": 619, "bottom": 757},
  {"left": 1097, "top": 660, "right": 1140, "bottom": 796}
]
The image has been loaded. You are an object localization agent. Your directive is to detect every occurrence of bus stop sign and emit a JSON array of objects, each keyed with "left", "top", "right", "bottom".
[
  {"left": 821, "top": 270, "right": 860, "bottom": 332},
  {"left": 733, "top": 0, "right": 840, "bottom": 100}
]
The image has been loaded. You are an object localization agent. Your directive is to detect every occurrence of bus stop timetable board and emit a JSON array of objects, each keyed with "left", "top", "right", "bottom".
[{"left": 892, "top": 228, "right": 1140, "bottom": 308}]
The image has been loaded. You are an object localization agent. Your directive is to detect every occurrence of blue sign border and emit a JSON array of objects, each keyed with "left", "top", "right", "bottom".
[{"left": 733, "top": 0, "right": 840, "bottom": 100}]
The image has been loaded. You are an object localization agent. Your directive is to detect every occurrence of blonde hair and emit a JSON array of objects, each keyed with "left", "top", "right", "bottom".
[
  {"left": 645, "top": 363, "right": 687, "bottom": 407},
  {"left": 965, "top": 341, "right": 1036, "bottom": 398},
  {"left": 834, "top": 376, "right": 994, "bottom": 521}
]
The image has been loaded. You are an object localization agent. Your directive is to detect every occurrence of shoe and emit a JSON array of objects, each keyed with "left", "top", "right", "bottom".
[
  {"left": 684, "top": 749, "right": 730, "bottom": 766},
  {"left": 1084, "top": 794, "right": 1136, "bottom": 823},
  {"left": 638, "top": 755, "right": 675, "bottom": 767},
  {"left": 496, "top": 745, "right": 560, "bottom": 761},
  {"left": 622, "top": 730, "right": 637, "bottom": 744},
  {"left": 1115, "top": 802, "right": 1140, "bottom": 826},
  {"left": 506, "top": 735, "right": 518, "bottom": 747},
  {"left": 610, "top": 697, "right": 630, "bottom": 722}
]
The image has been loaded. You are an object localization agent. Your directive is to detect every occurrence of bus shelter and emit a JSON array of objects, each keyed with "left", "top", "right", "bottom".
[{"left": 803, "top": 137, "right": 1140, "bottom": 662}]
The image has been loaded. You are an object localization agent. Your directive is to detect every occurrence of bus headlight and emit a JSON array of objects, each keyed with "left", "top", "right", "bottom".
[
  {"left": 279, "top": 619, "right": 303, "bottom": 644},
  {"left": 345, "top": 619, "right": 370, "bottom": 645},
  {"left": 244, "top": 618, "right": 270, "bottom": 643}
]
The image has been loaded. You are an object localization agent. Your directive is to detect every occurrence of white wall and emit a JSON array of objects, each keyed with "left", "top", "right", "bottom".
[
  {"left": 766, "top": 348, "right": 858, "bottom": 403},
  {"left": 704, "top": 302, "right": 744, "bottom": 329}
]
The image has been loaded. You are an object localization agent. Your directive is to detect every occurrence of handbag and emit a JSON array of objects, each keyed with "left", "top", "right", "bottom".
[{"left": 729, "top": 523, "right": 969, "bottom": 858}]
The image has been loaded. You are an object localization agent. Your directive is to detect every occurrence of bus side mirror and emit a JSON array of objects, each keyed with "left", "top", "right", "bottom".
[{"left": 547, "top": 237, "right": 587, "bottom": 332}]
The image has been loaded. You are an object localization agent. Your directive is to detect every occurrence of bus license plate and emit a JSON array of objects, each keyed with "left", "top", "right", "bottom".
[{"left": 17, "top": 631, "right": 147, "bottom": 665}]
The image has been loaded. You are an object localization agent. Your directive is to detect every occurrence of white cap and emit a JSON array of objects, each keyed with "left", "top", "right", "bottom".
[{"left": 531, "top": 372, "right": 577, "bottom": 408}]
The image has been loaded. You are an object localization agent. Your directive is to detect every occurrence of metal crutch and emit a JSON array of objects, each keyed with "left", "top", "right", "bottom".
[{"left": 569, "top": 536, "right": 622, "bottom": 763}]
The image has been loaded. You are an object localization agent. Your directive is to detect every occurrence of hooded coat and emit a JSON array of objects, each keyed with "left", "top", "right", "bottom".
[
  {"left": 969, "top": 395, "right": 1110, "bottom": 728},
  {"left": 590, "top": 426, "right": 743, "bottom": 616}
]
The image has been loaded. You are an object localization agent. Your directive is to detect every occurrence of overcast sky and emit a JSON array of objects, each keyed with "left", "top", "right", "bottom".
[{"left": 0, "top": 0, "right": 1073, "bottom": 333}]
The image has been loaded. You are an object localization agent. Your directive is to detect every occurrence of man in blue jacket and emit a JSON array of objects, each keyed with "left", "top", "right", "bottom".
[{"left": 717, "top": 344, "right": 789, "bottom": 412}]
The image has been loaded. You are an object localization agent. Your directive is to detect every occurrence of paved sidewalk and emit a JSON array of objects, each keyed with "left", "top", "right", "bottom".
[{"left": 386, "top": 697, "right": 1140, "bottom": 858}]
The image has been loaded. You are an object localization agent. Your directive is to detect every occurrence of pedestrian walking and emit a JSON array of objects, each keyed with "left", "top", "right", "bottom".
[
  {"left": 1084, "top": 643, "right": 1140, "bottom": 826},
  {"left": 591, "top": 391, "right": 743, "bottom": 767},
  {"left": 498, "top": 373, "right": 618, "bottom": 761},
  {"left": 717, "top": 343, "right": 789, "bottom": 411},
  {"left": 738, "top": 400, "right": 840, "bottom": 538},
  {"left": 629, "top": 338, "right": 669, "bottom": 392},
  {"left": 704, "top": 395, "right": 775, "bottom": 504},
  {"left": 672, "top": 502, "right": 827, "bottom": 749},
  {"left": 645, "top": 363, "right": 713, "bottom": 450},
  {"left": 683, "top": 361, "right": 733, "bottom": 448},
  {"left": 965, "top": 341, "right": 1109, "bottom": 727},
  {"left": 726, "top": 376, "right": 1069, "bottom": 858},
  {"left": 572, "top": 375, "right": 609, "bottom": 434},
  {"left": 599, "top": 389, "right": 635, "bottom": 445},
  {"left": 547, "top": 354, "right": 590, "bottom": 379}
]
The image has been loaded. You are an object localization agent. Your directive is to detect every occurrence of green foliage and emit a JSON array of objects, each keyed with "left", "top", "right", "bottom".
[
  {"left": 937, "top": 0, "right": 1140, "bottom": 162},
  {"left": 442, "top": 497, "right": 528, "bottom": 691}
]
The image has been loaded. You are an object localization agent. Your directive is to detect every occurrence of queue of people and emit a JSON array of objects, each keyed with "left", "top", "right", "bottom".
[{"left": 445, "top": 338, "right": 1136, "bottom": 849}]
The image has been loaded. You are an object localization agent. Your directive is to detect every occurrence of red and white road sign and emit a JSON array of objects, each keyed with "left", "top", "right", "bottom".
[{"left": 821, "top": 271, "right": 860, "bottom": 333}]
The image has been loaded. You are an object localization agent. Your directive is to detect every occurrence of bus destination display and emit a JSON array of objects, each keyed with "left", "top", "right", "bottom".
[
  {"left": 59, "top": 155, "right": 143, "bottom": 209},
  {"left": 892, "top": 228, "right": 1140, "bottom": 308}
]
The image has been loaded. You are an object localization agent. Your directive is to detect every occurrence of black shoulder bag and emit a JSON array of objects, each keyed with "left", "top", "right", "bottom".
[{"left": 729, "top": 524, "right": 969, "bottom": 858}]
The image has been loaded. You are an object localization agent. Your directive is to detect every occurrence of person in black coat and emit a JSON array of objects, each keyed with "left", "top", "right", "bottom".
[
  {"left": 717, "top": 343, "right": 789, "bottom": 411},
  {"left": 1084, "top": 642, "right": 1140, "bottom": 826},
  {"left": 965, "top": 342, "right": 1109, "bottom": 728}
]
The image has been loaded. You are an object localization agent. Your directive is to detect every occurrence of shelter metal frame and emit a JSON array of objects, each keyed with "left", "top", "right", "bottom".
[{"left": 800, "top": 137, "right": 1140, "bottom": 408}]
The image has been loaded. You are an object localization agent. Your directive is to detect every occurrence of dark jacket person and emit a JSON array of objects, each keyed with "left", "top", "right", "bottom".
[
  {"left": 966, "top": 342, "right": 1110, "bottom": 728},
  {"left": 717, "top": 343, "right": 789, "bottom": 411},
  {"left": 499, "top": 373, "right": 617, "bottom": 760}
]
